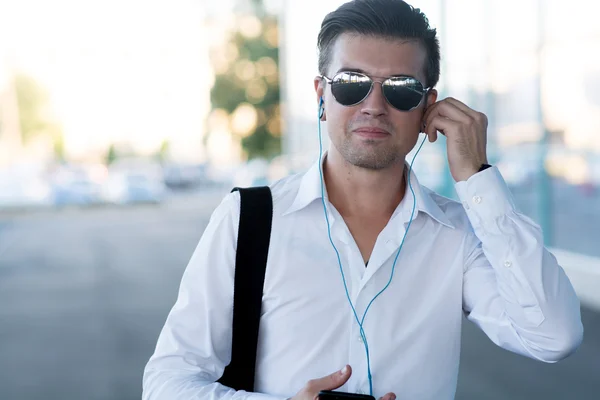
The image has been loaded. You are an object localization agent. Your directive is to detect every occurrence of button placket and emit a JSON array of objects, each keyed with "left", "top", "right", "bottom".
[{"left": 348, "top": 316, "right": 366, "bottom": 395}]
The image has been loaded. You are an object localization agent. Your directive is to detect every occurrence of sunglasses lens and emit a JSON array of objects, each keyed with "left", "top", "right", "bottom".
[
  {"left": 331, "top": 72, "right": 372, "bottom": 106},
  {"left": 383, "top": 77, "right": 425, "bottom": 111}
]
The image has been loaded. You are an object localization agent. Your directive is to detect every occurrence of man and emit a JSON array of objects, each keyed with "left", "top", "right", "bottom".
[{"left": 143, "top": 1, "right": 583, "bottom": 399}]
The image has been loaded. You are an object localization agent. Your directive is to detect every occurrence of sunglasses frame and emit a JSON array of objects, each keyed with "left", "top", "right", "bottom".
[{"left": 319, "top": 71, "right": 431, "bottom": 112}]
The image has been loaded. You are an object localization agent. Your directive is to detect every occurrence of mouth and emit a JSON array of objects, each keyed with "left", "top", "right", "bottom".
[{"left": 352, "top": 127, "right": 391, "bottom": 139}]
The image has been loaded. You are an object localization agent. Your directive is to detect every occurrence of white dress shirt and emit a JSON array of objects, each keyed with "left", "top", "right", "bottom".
[{"left": 143, "top": 157, "right": 583, "bottom": 400}]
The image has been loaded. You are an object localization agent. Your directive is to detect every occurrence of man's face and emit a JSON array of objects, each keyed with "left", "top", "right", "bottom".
[{"left": 315, "top": 33, "right": 437, "bottom": 170}]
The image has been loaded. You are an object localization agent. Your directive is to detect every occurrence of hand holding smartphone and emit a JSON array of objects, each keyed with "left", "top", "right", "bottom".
[
  {"left": 318, "top": 390, "right": 376, "bottom": 400},
  {"left": 288, "top": 365, "right": 395, "bottom": 400}
]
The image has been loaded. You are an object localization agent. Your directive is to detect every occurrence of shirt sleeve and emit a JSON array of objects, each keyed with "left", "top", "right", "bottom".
[
  {"left": 142, "top": 191, "right": 286, "bottom": 400},
  {"left": 455, "top": 167, "right": 584, "bottom": 362}
]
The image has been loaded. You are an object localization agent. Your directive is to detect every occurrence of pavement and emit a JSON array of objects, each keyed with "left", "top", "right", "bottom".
[{"left": 0, "top": 188, "right": 598, "bottom": 400}]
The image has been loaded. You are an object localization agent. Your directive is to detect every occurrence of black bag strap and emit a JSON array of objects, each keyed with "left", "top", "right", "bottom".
[{"left": 217, "top": 186, "right": 273, "bottom": 392}]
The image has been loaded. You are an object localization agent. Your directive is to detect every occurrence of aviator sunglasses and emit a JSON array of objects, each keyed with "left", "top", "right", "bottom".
[{"left": 319, "top": 71, "right": 430, "bottom": 112}]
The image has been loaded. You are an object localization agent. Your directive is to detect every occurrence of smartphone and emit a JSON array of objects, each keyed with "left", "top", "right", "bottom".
[{"left": 318, "top": 390, "right": 376, "bottom": 400}]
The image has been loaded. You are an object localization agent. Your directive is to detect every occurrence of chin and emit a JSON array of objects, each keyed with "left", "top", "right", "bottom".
[{"left": 344, "top": 150, "right": 402, "bottom": 171}]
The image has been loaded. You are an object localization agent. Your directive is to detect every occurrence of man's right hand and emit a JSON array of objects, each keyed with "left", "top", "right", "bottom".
[{"left": 290, "top": 365, "right": 396, "bottom": 400}]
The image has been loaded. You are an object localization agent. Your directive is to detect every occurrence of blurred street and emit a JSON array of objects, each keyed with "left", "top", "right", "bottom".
[{"left": 0, "top": 188, "right": 598, "bottom": 400}]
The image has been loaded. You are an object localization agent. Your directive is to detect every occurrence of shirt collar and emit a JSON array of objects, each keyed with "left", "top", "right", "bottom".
[{"left": 282, "top": 153, "right": 455, "bottom": 229}]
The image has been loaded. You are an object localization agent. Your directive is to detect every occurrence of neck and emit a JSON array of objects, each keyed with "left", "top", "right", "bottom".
[{"left": 323, "top": 150, "right": 407, "bottom": 219}]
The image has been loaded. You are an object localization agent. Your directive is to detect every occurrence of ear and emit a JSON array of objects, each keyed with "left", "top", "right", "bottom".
[
  {"left": 314, "top": 76, "right": 327, "bottom": 121},
  {"left": 421, "top": 89, "right": 438, "bottom": 137},
  {"left": 425, "top": 89, "right": 438, "bottom": 110},
  {"left": 421, "top": 88, "right": 438, "bottom": 122}
]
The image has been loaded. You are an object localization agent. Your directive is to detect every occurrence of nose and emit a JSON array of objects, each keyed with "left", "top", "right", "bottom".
[{"left": 360, "top": 81, "right": 388, "bottom": 117}]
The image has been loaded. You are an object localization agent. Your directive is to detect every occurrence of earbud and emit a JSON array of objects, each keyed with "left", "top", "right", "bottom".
[{"left": 319, "top": 97, "right": 325, "bottom": 119}]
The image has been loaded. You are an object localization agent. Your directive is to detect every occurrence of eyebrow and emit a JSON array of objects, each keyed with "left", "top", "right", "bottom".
[
  {"left": 335, "top": 67, "right": 366, "bottom": 74},
  {"left": 334, "top": 67, "right": 419, "bottom": 81}
]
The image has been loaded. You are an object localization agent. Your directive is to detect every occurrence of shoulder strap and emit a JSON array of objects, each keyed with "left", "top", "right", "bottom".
[{"left": 217, "top": 186, "right": 273, "bottom": 392}]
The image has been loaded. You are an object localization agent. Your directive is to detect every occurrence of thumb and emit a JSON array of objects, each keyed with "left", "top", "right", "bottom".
[{"left": 309, "top": 365, "right": 352, "bottom": 392}]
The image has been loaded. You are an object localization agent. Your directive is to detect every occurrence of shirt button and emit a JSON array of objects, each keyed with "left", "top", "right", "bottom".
[
  {"left": 504, "top": 261, "right": 512, "bottom": 268},
  {"left": 473, "top": 195, "right": 482, "bottom": 204},
  {"left": 357, "top": 336, "right": 364, "bottom": 343}
]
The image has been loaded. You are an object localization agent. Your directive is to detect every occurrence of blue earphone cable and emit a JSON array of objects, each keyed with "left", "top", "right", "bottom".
[{"left": 317, "top": 100, "right": 428, "bottom": 396}]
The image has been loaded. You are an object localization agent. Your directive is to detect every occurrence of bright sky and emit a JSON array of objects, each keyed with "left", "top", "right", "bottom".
[{"left": 0, "top": 0, "right": 211, "bottom": 160}]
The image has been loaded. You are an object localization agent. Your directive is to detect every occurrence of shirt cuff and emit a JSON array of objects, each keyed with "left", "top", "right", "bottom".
[{"left": 454, "top": 166, "right": 517, "bottom": 230}]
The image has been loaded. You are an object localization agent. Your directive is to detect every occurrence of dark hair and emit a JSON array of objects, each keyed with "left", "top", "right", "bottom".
[{"left": 317, "top": 0, "right": 440, "bottom": 88}]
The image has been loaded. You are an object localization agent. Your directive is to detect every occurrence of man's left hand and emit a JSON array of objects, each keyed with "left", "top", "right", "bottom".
[{"left": 422, "top": 97, "right": 488, "bottom": 182}]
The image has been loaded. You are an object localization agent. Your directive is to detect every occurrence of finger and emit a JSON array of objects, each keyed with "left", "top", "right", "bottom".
[
  {"left": 422, "top": 103, "right": 437, "bottom": 142},
  {"left": 445, "top": 97, "right": 489, "bottom": 127},
  {"left": 425, "top": 115, "right": 460, "bottom": 139},
  {"left": 427, "top": 128, "right": 437, "bottom": 143},
  {"left": 422, "top": 100, "right": 441, "bottom": 124},
  {"left": 443, "top": 97, "right": 476, "bottom": 115},
  {"left": 308, "top": 365, "right": 352, "bottom": 393},
  {"left": 379, "top": 392, "right": 397, "bottom": 400},
  {"left": 425, "top": 100, "right": 471, "bottom": 125},
  {"left": 422, "top": 96, "right": 454, "bottom": 123}
]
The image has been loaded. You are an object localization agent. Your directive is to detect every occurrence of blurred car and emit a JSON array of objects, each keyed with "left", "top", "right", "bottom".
[
  {"left": 162, "top": 163, "right": 210, "bottom": 190},
  {"left": 52, "top": 178, "right": 104, "bottom": 207},
  {"left": 48, "top": 163, "right": 107, "bottom": 207},
  {"left": 0, "top": 176, "right": 53, "bottom": 209},
  {"left": 102, "top": 172, "right": 165, "bottom": 205},
  {"left": 0, "top": 162, "right": 54, "bottom": 209}
]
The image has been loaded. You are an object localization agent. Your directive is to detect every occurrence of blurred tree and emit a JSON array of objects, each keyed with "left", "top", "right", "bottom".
[
  {"left": 106, "top": 144, "right": 118, "bottom": 165},
  {"left": 14, "top": 73, "right": 49, "bottom": 144},
  {"left": 14, "top": 73, "right": 65, "bottom": 159},
  {"left": 207, "top": 0, "right": 281, "bottom": 160},
  {"left": 53, "top": 134, "right": 66, "bottom": 162},
  {"left": 155, "top": 139, "right": 170, "bottom": 163}
]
